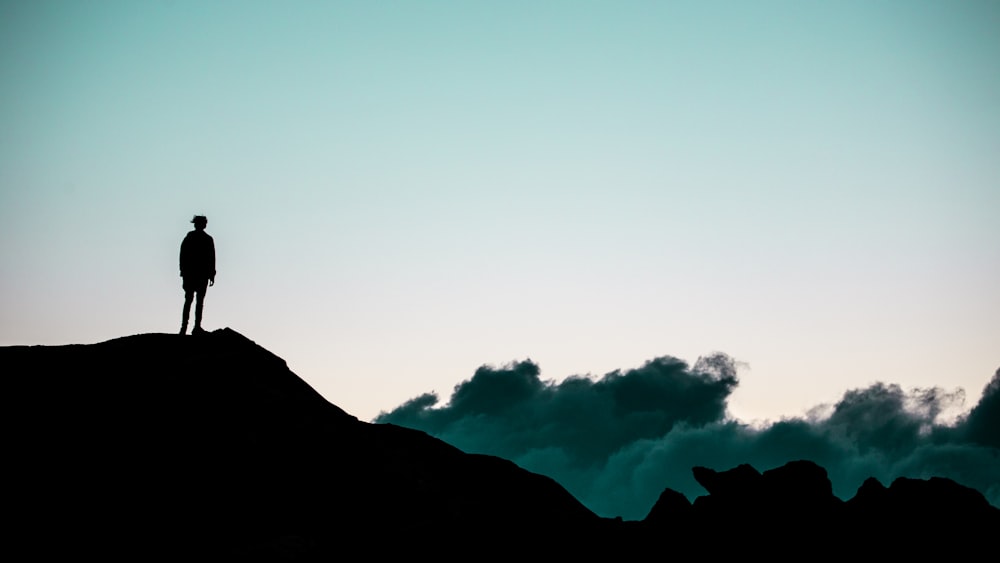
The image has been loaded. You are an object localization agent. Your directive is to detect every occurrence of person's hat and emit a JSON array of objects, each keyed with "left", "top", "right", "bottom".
[{"left": 191, "top": 215, "right": 208, "bottom": 224}]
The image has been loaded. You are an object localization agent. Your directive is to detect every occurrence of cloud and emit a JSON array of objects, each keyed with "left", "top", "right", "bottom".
[
  {"left": 962, "top": 368, "right": 1000, "bottom": 448},
  {"left": 375, "top": 355, "right": 1000, "bottom": 520}
]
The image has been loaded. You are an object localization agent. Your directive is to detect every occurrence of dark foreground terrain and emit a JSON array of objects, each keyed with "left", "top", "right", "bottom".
[{"left": 6, "top": 329, "right": 997, "bottom": 559}]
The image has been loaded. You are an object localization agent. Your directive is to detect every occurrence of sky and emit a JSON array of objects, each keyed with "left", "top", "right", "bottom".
[{"left": 2, "top": 1, "right": 998, "bottom": 509}]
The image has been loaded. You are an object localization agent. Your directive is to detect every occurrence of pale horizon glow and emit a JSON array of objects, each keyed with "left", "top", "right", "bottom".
[{"left": 1, "top": 1, "right": 998, "bottom": 427}]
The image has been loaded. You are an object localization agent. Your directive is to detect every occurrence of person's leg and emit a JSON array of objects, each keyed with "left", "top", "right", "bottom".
[
  {"left": 181, "top": 289, "right": 194, "bottom": 334},
  {"left": 193, "top": 287, "right": 206, "bottom": 331}
]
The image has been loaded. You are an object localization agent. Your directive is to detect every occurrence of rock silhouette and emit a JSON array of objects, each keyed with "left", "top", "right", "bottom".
[{"left": 5, "top": 329, "right": 996, "bottom": 559}]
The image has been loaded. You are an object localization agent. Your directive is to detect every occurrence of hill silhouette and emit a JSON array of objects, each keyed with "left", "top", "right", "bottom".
[{"left": 6, "top": 328, "right": 997, "bottom": 559}]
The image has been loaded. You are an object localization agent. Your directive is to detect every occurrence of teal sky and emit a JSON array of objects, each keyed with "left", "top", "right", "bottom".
[{"left": 2, "top": 1, "right": 998, "bottom": 426}]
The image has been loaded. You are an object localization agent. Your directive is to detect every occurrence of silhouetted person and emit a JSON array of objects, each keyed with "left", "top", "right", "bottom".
[{"left": 179, "top": 215, "right": 216, "bottom": 335}]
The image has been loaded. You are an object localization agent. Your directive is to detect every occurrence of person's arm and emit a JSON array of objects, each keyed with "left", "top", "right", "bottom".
[
  {"left": 209, "top": 238, "right": 216, "bottom": 285},
  {"left": 179, "top": 238, "right": 186, "bottom": 277}
]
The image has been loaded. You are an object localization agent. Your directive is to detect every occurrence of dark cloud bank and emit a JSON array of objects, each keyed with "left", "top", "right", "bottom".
[{"left": 376, "top": 354, "right": 1000, "bottom": 520}]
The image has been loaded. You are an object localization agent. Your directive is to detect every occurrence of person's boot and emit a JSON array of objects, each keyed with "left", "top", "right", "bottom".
[{"left": 179, "top": 322, "right": 187, "bottom": 335}]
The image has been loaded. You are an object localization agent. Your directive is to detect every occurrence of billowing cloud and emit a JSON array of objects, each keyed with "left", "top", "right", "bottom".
[
  {"left": 375, "top": 355, "right": 1000, "bottom": 520},
  {"left": 962, "top": 368, "right": 1000, "bottom": 449}
]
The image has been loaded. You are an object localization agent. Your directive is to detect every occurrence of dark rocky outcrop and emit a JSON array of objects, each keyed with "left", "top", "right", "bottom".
[
  {"left": 643, "top": 457, "right": 998, "bottom": 555},
  {"left": 5, "top": 328, "right": 997, "bottom": 559},
  {"left": 689, "top": 459, "right": 845, "bottom": 520},
  {"left": 642, "top": 487, "right": 693, "bottom": 526}
]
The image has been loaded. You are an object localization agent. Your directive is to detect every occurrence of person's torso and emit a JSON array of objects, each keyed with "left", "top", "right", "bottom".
[{"left": 181, "top": 231, "right": 214, "bottom": 276}]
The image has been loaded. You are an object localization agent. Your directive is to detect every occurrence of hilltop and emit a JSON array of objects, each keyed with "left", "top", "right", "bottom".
[{"left": 5, "top": 328, "right": 997, "bottom": 559}]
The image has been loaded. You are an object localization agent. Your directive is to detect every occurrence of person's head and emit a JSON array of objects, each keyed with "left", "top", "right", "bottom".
[{"left": 191, "top": 215, "right": 208, "bottom": 230}]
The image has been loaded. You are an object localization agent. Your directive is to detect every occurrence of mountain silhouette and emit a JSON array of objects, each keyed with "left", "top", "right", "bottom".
[{"left": 6, "top": 328, "right": 997, "bottom": 559}]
